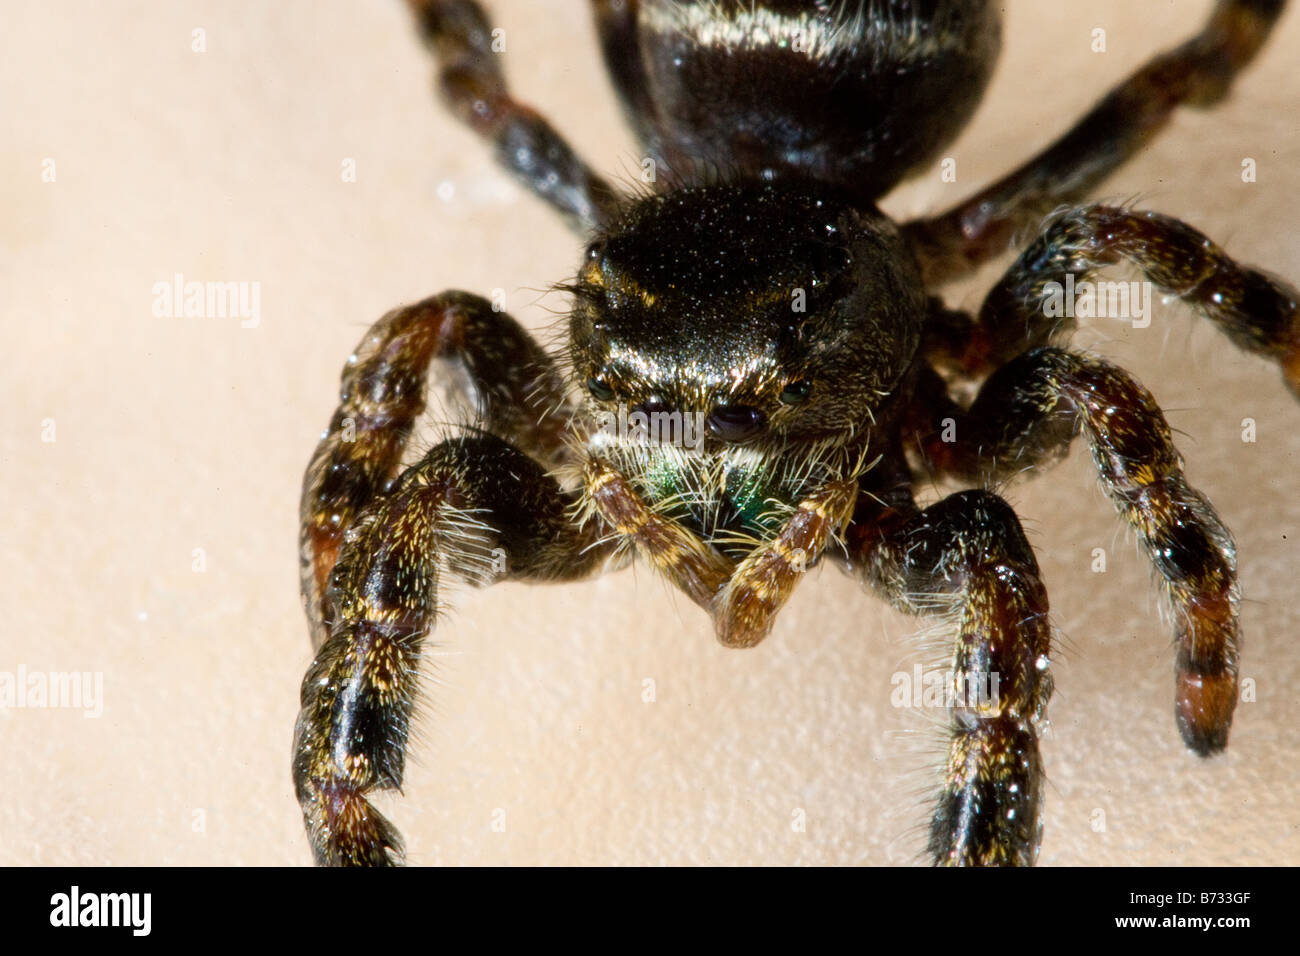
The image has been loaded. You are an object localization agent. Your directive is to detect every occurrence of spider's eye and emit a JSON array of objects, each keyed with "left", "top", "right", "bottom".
[
  {"left": 779, "top": 380, "right": 813, "bottom": 405},
  {"left": 586, "top": 377, "right": 615, "bottom": 402}
]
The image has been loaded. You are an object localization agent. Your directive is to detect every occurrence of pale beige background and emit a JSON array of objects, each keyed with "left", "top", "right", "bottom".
[{"left": 3, "top": 0, "right": 1299, "bottom": 866}]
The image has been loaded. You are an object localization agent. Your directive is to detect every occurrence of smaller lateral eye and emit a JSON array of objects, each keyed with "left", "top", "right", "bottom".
[
  {"left": 587, "top": 377, "right": 615, "bottom": 401},
  {"left": 779, "top": 380, "right": 812, "bottom": 404}
]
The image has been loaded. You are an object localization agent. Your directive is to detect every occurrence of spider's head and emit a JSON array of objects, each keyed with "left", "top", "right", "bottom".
[{"left": 569, "top": 181, "right": 926, "bottom": 449}]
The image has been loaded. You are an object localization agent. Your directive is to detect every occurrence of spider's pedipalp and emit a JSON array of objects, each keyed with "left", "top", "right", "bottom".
[
  {"left": 294, "top": 433, "right": 613, "bottom": 866},
  {"left": 905, "top": 0, "right": 1286, "bottom": 285},
  {"left": 582, "top": 456, "right": 736, "bottom": 611},
  {"left": 710, "top": 475, "right": 858, "bottom": 648}
]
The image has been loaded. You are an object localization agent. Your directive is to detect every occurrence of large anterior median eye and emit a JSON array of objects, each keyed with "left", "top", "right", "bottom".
[
  {"left": 707, "top": 404, "right": 767, "bottom": 443},
  {"left": 779, "top": 380, "right": 813, "bottom": 404},
  {"left": 586, "top": 377, "right": 615, "bottom": 401}
]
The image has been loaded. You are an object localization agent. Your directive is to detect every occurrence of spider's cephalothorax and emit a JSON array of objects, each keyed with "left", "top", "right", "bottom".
[
  {"left": 568, "top": 181, "right": 925, "bottom": 557},
  {"left": 294, "top": 0, "right": 1297, "bottom": 865}
]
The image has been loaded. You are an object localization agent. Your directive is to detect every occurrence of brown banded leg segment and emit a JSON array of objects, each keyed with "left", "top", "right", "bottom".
[
  {"left": 300, "top": 291, "right": 571, "bottom": 649},
  {"left": 854, "top": 490, "right": 1053, "bottom": 866},
  {"left": 407, "top": 0, "right": 623, "bottom": 231},
  {"left": 712, "top": 478, "right": 857, "bottom": 649},
  {"left": 583, "top": 457, "right": 735, "bottom": 611},
  {"left": 924, "top": 206, "right": 1300, "bottom": 394},
  {"left": 904, "top": 0, "right": 1286, "bottom": 285},
  {"left": 294, "top": 434, "right": 613, "bottom": 866},
  {"left": 924, "top": 347, "right": 1240, "bottom": 754}
]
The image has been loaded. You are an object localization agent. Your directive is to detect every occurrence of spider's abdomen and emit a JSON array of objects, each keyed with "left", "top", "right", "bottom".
[{"left": 600, "top": 0, "right": 1001, "bottom": 200}]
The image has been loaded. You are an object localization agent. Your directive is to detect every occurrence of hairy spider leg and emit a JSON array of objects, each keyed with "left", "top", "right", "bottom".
[
  {"left": 852, "top": 489, "right": 1053, "bottom": 866},
  {"left": 905, "top": 0, "right": 1287, "bottom": 285},
  {"left": 910, "top": 347, "right": 1241, "bottom": 755},
  {"left": 590, "top": 0, "right": 656, "bottom": 145},
  {"left": 295, "top": 433, "right": 613, "bottom": 865},
  {"left": 407, "top": 0, "right": 623, "bottom": 231},
  {"left": 921, "top": 204, "right": 1300, "bottom": 398},
  {"left": 300, "top": 291, "right": 573, "bottom": 649}
]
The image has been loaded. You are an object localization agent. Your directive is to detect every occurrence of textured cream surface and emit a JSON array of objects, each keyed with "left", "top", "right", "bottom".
[{"left": 3, "top": 0, "right": 1298, "bottom": 866}]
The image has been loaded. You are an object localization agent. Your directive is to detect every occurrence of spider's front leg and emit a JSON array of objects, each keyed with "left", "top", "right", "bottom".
[
  {"left": 914, "top": 347, "right": 1241, "bottom": 755},
  {"left": 851, "top": 490, "right": 1053, "bottom": 866},
  {"left": 583, "top": 459, "right": 857, "bottom": 647},
  {"left": 300, "top": 290, "right": 570, "bottom": 649},
  {"left": 296, "top": 290, "right": 602, "bottom": 865},
  {"left": 295, "top": 434, "right": 612, "bottom": 866}
]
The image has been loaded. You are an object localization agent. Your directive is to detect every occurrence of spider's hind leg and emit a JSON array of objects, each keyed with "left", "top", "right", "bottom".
[
  {"left": 406, "top": 0, "right": 622, "bottom": 231},
  {"left": 905, "top": 0, "right": 1286, "bottom": 284},
  {"left": 852, "top": 489, "right": 1053, "bottom": 866}
]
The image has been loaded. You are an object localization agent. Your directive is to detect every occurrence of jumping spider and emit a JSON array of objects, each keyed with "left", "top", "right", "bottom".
[{"left": 293, "top": 0, "right": 1297, "bottom": 865}]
